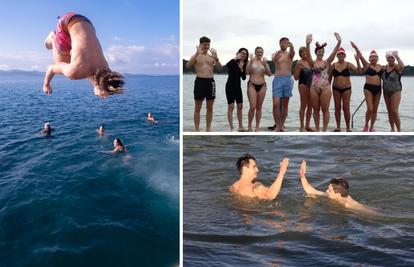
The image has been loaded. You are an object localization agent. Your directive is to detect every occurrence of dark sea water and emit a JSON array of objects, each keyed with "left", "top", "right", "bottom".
[
  {"left": 183, "top": 135, "right": 414, "bottom": 266},
  {"left": 0, "top": 75, "right": 179, "bottom": 266}
]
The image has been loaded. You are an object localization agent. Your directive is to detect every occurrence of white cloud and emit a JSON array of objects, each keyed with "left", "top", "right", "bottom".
[
  {"left": 183, "top": 0, "right": 414, "bottom": 65},
  {"left": 30, "top": 65, "right": 42, "bottom": 70},
  {"left": 0, "top": 54, "right": 23, "bottom": 59},
  {"left": 104, "top": 43, "right": 179, "bottom": 74},
  {"left": 0, "top": 64, "right": 9, "bottom": 70},
  {"left": 112, "top": 37, "right": 124, "bottom": 41}
]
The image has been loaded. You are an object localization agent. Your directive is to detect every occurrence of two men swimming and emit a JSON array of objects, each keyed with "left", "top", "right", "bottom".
[{"left": 230, "top": 153, "right": 368, "bottom": 211}]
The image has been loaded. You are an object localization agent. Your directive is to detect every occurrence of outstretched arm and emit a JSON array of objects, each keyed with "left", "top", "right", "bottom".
[
  {"left": 326, "top": 33, "right": 342, "bottom": 65},
  {"left": 186, "top": 45, "right": 203, "bottom": 69},
  {"left": 393, "top": 51, "right": 405, "bottom": 73},
  {"left": 287, "top": 41, "right": 295, "bottom": 58},
  {"left": 43, "top": 63, "right": 73, "bottom": 94},
  {"left": 306, "top": 34, "right": 314, "bottom": 67},
  {"left": 253, "top": 158, "right": 289, "bottom": 199},
  {"left": 209, "top": 48, "right": 223, "bottom": 72},
  {"left": 300, "top": 160, "right": 325, "bottom": 196}
]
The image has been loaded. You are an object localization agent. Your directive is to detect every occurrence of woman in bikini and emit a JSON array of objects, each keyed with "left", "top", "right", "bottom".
[
  {"left": 225, "top": 48, "right": 249, "bottom": 132},
  {"left": 328, "top": 46, "right": 361, "bottom": 132},
  {"left": 382, "top": 51, "right": 405, "bottom": 132},
  {"left": 245, "top": 47, "right": 272, "bottom": 132},
  {"left": 293, "top": 46, "right": 314, "bottom": 132},
  {"left": 351, "top": 42, "right": 383, "bottom": 132},
  {"left": 306, "top": 33, "right": 342, "bottom": 132}
]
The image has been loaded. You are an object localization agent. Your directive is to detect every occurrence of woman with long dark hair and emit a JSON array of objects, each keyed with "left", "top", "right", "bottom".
[{"left": 225, "top": 48, "right": 249, "bottom": 131}]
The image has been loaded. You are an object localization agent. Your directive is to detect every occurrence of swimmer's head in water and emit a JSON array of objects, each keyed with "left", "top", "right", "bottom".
[
  {"left": 236, "top": 153, "right": 256, "bottom": 174},
  {"left": 99, "top": 125, "right": 104, "bottom": 131},
  {"left": 45, "top": 123, "right": 50, "bottom": 129},
  {"left": 94, "top": 68, "right": 125, "bottom": 98},
  {"left": 327, "top": 178, "right": 349, "bottom": 198}
]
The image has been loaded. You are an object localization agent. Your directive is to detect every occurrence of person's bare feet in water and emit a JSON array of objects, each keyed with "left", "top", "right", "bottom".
[{"left": 44, "top": 31, "right": 56, "bottom": 50}]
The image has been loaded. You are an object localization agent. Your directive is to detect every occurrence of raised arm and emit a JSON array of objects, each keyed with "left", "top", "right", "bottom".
[
  {"left": 246, "top": 53, "right": 254, "bottom": 75},
  {"left": 293, "top": 60, "right": 301, "bottom": 81},
  {"left": 300, "top": 160, "right": 325, "bottom": 196},
  {"left": 186, "top": 45, "right": 203, "bottom": 69},
  {"left": 351, "top": 41, "right": 369, "bottom": 69},
  {"left": 393, "top": 51, "right": 405, "bottom": 73},
  {"left": 209, "top": 48, "right": 223, "bottom": 72},
  {"left": 349, "top": 54, "right": 362, "bottom": 74},
  {"left": 253, "top": 158, "right": 289, "bottom": 200},
  {"left": 305, "top": 34, "right": 314, "bottom": 67},
  {"left": 263, "top": 57, "right": 272, "bottom": 77},
  {"left": 287, "top": 41, "right": 295, "bottom": 58},
  {"left": 326, "top": 33, "right": 342, "bottom": 65}
]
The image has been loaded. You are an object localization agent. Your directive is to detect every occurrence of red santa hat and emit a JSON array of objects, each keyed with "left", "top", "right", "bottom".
[
  {"left": 370, "top": 50, "right": 378, "bottom": 57},
  {"left": 337, "top": 47, "right": 346, "bottom": 55}
]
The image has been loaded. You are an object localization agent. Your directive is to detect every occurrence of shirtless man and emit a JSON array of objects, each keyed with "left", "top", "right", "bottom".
[
  {"left": 300, "top": 160, "right": 367, "bottom": 210},
  {"left": 186, "top": 36, "right": 223, "bottom": 132},
  {"left": 37, "top": 123, "right": 55, "bottom": 136},
  {"left": 229, "top": 153, "right": 289, "bottom": 200},
  {"left": 271, "top": 37, "right": 295, "bottom": 132},
  {"left": 43, "top": 13, "right": 125, "bottom": 99}
]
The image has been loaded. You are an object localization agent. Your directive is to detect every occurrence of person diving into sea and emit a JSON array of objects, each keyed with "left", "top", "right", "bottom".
[{"left": 43, "top": 13, "right": 125, "bottom": 99}]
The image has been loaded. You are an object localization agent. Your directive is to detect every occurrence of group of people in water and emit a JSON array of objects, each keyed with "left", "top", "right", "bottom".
[
  {"left": 37, "top": 123, "right": 128, "bottom": 153},
  {"left": 187, "top": 34, "right": 405, "bottom": 132},
  {"left": 230, "top": 153, "right": 370, "bottom": 211},
  {"left": 37, "top": 113, "right": 157, "bottom": 152}
]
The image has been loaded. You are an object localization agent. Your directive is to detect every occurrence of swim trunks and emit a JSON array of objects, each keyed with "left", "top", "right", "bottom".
[
  {"left": 272, "top": 75, "right": 293, "bottom": 98},
  {"left": 55, "top": 13, "right": 93, "bottom": 56},
  {"left": 194, "top": 77, "right": 216, "bottom": 101}
]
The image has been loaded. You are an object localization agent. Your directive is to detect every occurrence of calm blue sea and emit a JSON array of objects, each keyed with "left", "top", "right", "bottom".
[
  {"left": 0, "top": 75, "right": 179, "bottom": 266},
  {"left": 183, "top": 135, "right": 414, "bottom": 266}
]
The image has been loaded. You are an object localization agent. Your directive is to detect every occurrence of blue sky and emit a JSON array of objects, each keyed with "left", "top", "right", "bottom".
[{"left": 0, "top": 0, "right": 179, "bottom": 75}]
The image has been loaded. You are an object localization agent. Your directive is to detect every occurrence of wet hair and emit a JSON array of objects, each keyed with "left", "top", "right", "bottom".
[
  {"left": 299, "top": 46, "right": 306, "bottom": 58},
  {"left": 115, "top": 139, "right": 126, "bottom": 151},
  {"left": 255, "top": 46, "right": 263, "bottom": 53},
  {"left": 100, "top": 125, "right": 105, "bottom": 129},
  {"left": 315, "top": 42, "right": 327, "bottom": 54},
  {"left": 236, "top": 153, "right": 256, "bottom": 174},
  {"left": 279, "top": 37, "right": 289, "bottom": 43},
  {"left": 94, "top": 68, "right": 125, "bottom": 96},
  {"left": 199, "top": 36, "right": 211, "bottom": 44},
  {"left": 237, "top": 47, "right": 249, "bottom": 73},
  {"left": 329, "top": 178, "right": 349, "bottom": 197}
]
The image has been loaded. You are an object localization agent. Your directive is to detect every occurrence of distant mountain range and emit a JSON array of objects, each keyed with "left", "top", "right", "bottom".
[{"left": 0, "top": 70, "right": 178, "bottom": 77}]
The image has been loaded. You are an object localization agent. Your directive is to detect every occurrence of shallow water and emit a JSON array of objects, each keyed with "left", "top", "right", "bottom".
[
  {"left": 183, "top": 135, "right": 414, "bottom": 266},
  {"left": 0, "top": 75, "right": 179, "bottom": 266},
  {"left": 183, "top": 75, "right": 414, "bottom": 132}
]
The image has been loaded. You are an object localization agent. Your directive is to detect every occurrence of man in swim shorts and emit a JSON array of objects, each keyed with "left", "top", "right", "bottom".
[
  {"left": 43, "top": 13, "right": 125, "bottom": 99},
  {"left": 186, "top": 36, "right": 223, "bottom": 132},
  {"left": 271, "top": 37, "right": 295, "bottom": 132},
  {"left": 299, "top": 160, "right": 370, "bottom": 211},
  {"left": 229, "top": 153, "right": 289, "bottom": 200}
]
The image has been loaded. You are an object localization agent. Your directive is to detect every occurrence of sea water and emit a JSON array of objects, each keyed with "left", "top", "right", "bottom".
[
  {"left": 0, "top": 75, "right": 179, "bottom": 266},
  {"left": 183, "top": 75, "right": 414, "bottom": 132},
  {"left": 183, "top": 135, "right": 414, "bottom": 266}
]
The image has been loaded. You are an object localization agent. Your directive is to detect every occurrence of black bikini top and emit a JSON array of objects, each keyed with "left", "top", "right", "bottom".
[
  {"left": 332, "top": 63, "right": 351, "bottom": 77},
  {"left": 365, "top": 65, "right": 384, "bottom": 77}
]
